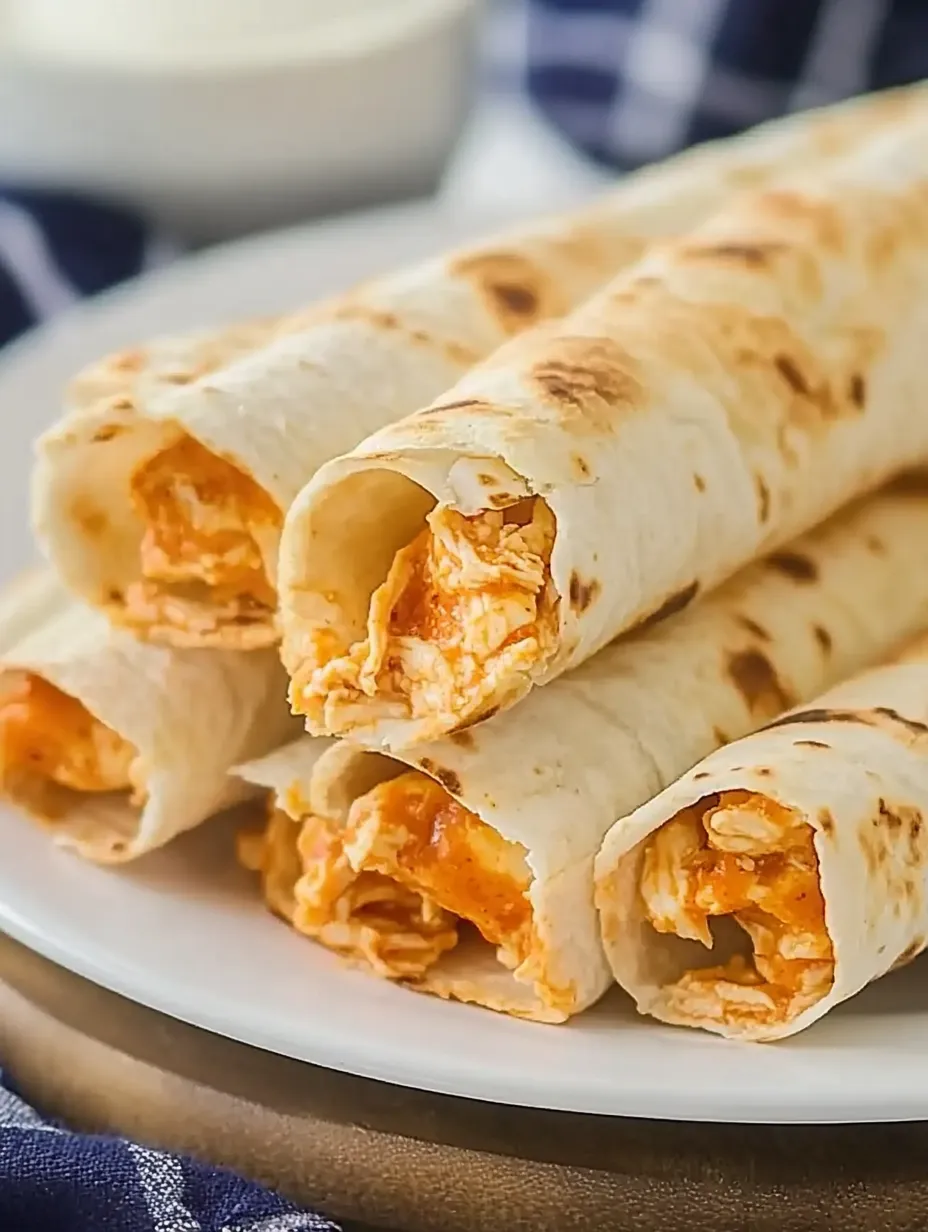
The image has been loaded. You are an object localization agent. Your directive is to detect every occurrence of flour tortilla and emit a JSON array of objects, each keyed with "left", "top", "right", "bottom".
[
  {"left": 597, "top": 631, "right": 928, "bottom": 1041},
  {"left": 243, "top": 479, "right": 928, "bottom": 1018},
  {"left": 0, "top": 569, "right": 297, "bottom": 861},
  {"left": 281, "top": 105, "right": 928, "bottom": 746},
  {"left": 33, "top": 84, "right": 928, "bottom": 648}
]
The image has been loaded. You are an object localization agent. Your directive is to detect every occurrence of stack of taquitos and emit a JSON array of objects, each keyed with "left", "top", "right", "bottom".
[
  {"left": 238, "top": 481, "right": 928, "bottom": 1021},
  {"left": 280, "top": 106, "right": 928, "bottom": 750},
  {"left": 595, "top": 621, "right": 928, "bottom": 1041},
  {"left": 31, "top": 84, "right": 927, "bottom": 649}
]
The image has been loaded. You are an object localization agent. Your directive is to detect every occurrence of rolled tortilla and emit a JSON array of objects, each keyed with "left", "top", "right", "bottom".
[
  {"left": 281, "top": 106, "right": 928, "bottom": 749},
  {"left": 595, "top": 630, "right": 928, "bottom": 1041},
  {"left": 241, "top": 479, "right": 928, "bottom": 1020},
  {"left": 33, "top": 85, "right": 926, "bottom": 651},
  {"left": 0, "top": 569, "right": 297, "bottom": 861}
]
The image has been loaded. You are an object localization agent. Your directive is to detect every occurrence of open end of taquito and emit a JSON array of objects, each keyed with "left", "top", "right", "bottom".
[
  {"left": 595, "top": 640, "right": 928, "bottom": 1041},
  {"left": 281, "top": 450, "right": 567, "bottom": 750},
  {"left": 238, "top": 738, "right": 607, "bottom": 1023},
  {"left": 598, "top": 788, "right": 835, "bottom": 1038},
  {"left": 0, "top": 568, "right": 297, "bottom": 862},
  {"left": 32, "top": 322, "right": 287, "bottom": 650},
  {"left": 0, "top": 667, "right": 146, "bottom": 858}
]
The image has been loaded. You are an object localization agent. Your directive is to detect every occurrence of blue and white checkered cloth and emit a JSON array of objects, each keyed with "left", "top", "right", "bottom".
[
  {"left": 0, "top": 1071, "right": 337, "bottom": 1231},
  {"left": 524, "top": 0, "right": 928, "bottom": 169}
]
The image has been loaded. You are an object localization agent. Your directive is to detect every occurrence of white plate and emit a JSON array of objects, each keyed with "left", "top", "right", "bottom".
[{"left": 2, "top": 201, "right": 928, "bottom": 1126}]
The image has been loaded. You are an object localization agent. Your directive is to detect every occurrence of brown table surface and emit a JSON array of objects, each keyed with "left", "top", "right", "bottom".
[{"left": 2, "top": 928, "right": 928, "bottom": 1231}]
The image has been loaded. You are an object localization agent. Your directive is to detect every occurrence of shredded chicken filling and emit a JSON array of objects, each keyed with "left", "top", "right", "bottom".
[
  {"left": 294, "top": 498, "right": 558, "bottom": 737},
  {"left": 640, "top": 791, "right": 834, "bottom": 1026},
  {"left": 0, "top": 671, "right": 137, "bottom": 795},
  {"left": 241, "top": 772, "right": 534, "bottom": 982},
  {"left": 125, "top": 435, "right": 282, "bottom": 633}
]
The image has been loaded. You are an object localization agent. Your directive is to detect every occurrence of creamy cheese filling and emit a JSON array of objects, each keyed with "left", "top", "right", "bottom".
[
  {"left": 0, "top": 671, "right": 139, "bottom": 799},
  {"left": 292, "top": 497, "right": 558, "bottom": 740},
  {"left": 640, "top": 791, "right": 834, "bottom": 1028},
  {"left": 122, "top": 435, "right": 282, "bottom": 644}
]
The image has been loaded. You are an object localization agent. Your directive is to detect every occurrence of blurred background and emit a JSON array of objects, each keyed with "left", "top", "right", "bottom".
[{"left": 0, "top": 0, "right": 925, "bottom": 347}]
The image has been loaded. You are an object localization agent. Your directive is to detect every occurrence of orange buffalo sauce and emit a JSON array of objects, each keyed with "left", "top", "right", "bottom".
[{"left": 0, "top": 672, "right": 135, "bottom": 793}]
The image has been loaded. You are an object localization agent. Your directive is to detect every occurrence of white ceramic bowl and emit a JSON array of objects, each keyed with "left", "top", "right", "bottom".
[{"left": 0, "top": 0, "right": 480, "bottom": 242}]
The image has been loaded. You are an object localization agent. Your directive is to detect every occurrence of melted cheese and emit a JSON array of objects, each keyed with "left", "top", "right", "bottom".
[
  {"left": 640, "top": 791, "right": 834, "bottom": 1027},
  {"left": 0, "top": 671, "right": 136, "bottom": 794},
  {"left": 124, "top": 434, "right": 281, "bottom": 639},
  {"left": 293, "top": 498, "right": 558, "bottom": 739}
]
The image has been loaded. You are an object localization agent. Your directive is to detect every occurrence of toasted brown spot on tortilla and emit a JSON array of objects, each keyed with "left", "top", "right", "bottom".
[
  {"left": 162, "top": 372, "right": 195, "bottom": 386},
  {"left": 682, "top": 241, "right": 784, "bottom": 266},
  {"left": 736, "top": 615, "right": 770, "bottom": 642},
  {"left": 107, "top": 588, "right": 123, "bottom": 604},
  {"left": 765, "top": 707, "right": 871, "bottom": 731},
  {"left": 491, "top": 282, "right": 539, "bottom": 319},
  {"left": 873, "top": 707, "right": 928, "bottom": 737},
  {"left": 488, "top": 492, "right": 523, "bottom": 510},
  {"left": 727, "top": 649, "right": 795, "bottom": 716},
  {"left": 109, "top": 349, "right": 145, "bottom": 373},
  {"left": 865, "top": 535, "right": 885, "bottom": 554},
  {"left": 693, "top": 771, "right": 711, "bottom": 781},
  {"left": 73, "top": 501, "right": 108, "bottom": 538},
  {"left": 878, "top": 799, "right": 904, "bottom": 832},
  {"left": 335, "top": 304, "right": 400, "bottom": 331},
  {"left": 859, "top": 822, "right": 889, "bottom": 877},
  {"left": 532, "top": 336, "right": 643, "bottom": 423},
  {"left": 634, "top": 581, "right": 700, "bottom": 633},
  {"left": 758, "top": 190, "right": 845, "bottom": 251},
  {"left": 568, "top": 571, "right": 601, "bottom": 614},
  {"left": 693, "top": 473, "right": 706, "bottom": 493},
  {"left": 818, "top": 808, "right": 835, "bottom": 837},
  {"left": 796, "top": 739, "right": 830, "bottom": 750},
  {"left": 448, "top": 704, "right": 500, "bottom": 741},
  {"left": 452, "top": 251, "right": 551, "bottom": 334},
  {"left": 712, "top": 729, "right": 730, "bottom": 747},
  {"left": 774, "top": 353, "right": 811, "bottom": 396},
  {"left": 449, "top": 729, "right": 476, "bottom": 750},
  {"left": 572, "top": 453, "right": 592, "bottom": 480},
  {"left": 887, "top": 469, "right": 928, "bottom": 499},
  {"left": 91, "top": 423, "right": 125, "bottom": 443},
  {"left": 892, "top": 938, "right": 926, "bottom": 971},
  {"left": 755, "top": 767, "right": 772, "bottom": 777},
  {"left": 107, "top": 396, "right": 135, "bottom": 413},
  {"left": 848, "top": 373, "right": 866, "bottom": 408},
  {"left": 418, "top": 758, "right": 462, "bottom": 796},
  {"left": 808, "top": 625, "right": 832, "bottom": 656},
  {"left": 421, "top": 398, "right": 488, "bottom": 415},
  {"left": 443, "top": 339, "right": 482, "bottom": 366},
  {"left": 767, "top": 550, "right": 819, "bottom": 582},
  {"left": 755, "top": 476, "right": 771, "bottom": 523}
]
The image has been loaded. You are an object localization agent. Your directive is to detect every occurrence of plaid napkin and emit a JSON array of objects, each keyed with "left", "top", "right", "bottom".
[
  {"left": 525, "top": 0, "right": 928, "bottom": 169},
  {"left": 0, "top": 1072, "right": 338, "bottom": 1232},
  {"left": 0, "top": 186, "right": 175, "bottom": 350}
]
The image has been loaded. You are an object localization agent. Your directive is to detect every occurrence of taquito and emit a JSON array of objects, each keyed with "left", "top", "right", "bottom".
[
  {"left": 282, "top": 107, "right": 928, "bottom": 749},
  {"left": 596, "top": 630, "right": 928, "bottom": 1041},
  {"left": 0, "top": 569, "right": 296, "bottom": 861},
  {"left": 33, "top": 85, "right": 925, "bottom": 650}
]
